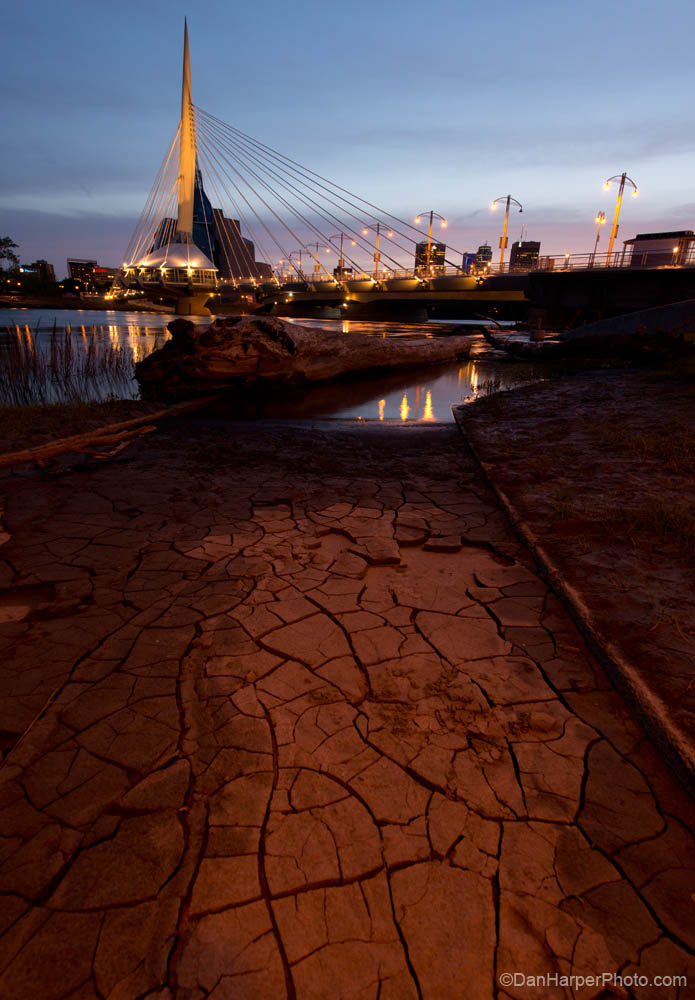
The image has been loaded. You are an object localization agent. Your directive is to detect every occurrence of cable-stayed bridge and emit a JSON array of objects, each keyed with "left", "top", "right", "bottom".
[
  {"left": 118, "top": 22, "right": 529, "bottom": 318},
  {"left": 121, "top": 24, "right": 695, "bottom": 323}
]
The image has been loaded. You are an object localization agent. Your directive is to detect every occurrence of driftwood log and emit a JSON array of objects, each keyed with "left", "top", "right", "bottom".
[
  {"left": 135, "top": 316, "right": 476, "bottom": 400},
  {"left": 0, "top": 395, "right": 220, "bottom": 469}
]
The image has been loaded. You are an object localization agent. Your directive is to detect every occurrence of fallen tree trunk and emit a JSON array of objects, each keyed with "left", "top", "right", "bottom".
[
  {"left": 0, "top": 395, "right": 220, "bottom": 468},
  {"left": 135, "top": 316, "right": 476, "bottom": 400}
]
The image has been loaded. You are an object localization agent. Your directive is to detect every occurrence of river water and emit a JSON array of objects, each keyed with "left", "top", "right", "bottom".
[{"left": 1, "top": 308, "right": 533, "bottom": 422}]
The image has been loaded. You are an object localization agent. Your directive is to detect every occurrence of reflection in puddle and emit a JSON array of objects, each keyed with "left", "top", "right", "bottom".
[
  {"left": 423, "top": 390, "right": 435, "bottom": 422},
  {"left": 288, "top": 357, "right": 531, "bottom": 423},
  {"left": 219, "top": 350, "right": 536, "bottom": 424}
]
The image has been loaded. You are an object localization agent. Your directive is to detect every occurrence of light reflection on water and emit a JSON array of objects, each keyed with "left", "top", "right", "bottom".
[
  {"left": 1, "top": 309, "right": 527, "bottom": 420},
  {"left": 264, "top": 357, "right": 528, "bottom": 423},
  {"left": 2, "top": 310, "right": 174, "bottom": 362}
]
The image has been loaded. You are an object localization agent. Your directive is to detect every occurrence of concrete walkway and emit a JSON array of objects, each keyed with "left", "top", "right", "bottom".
[{"left": 0, "top": 420, "right": 693, "bottom": 999}]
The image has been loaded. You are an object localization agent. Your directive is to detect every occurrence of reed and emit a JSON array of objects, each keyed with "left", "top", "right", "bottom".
[{"left": 0, "top": 323, "right": 140, "bottom": 407}]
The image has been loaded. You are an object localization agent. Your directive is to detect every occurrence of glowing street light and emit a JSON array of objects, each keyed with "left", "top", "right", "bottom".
[
  {"left": 306, "top": 242, "right": 331, "bottom": 276},
  {"left": 287, "top": 250, "right": 304, "bottom": 279},
  {"left": 592, "top": 210, "right": 606, "bottom": 264},
  {"left": 414, "top": 210, "right": 447, "bottom": 272},
  {"left": 490, "top": 195, "right": 522, "bottom": 271},
  {"left": 604, "top": 172, "right": 638, "bottom": 263},
  {"left": 362, "top": 222, "right": 394, "bottom": 280}
]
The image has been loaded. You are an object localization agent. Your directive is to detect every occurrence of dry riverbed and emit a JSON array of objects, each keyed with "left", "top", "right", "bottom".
[{"left": 0, "top": 396, "right": 694, "bottom": 996}]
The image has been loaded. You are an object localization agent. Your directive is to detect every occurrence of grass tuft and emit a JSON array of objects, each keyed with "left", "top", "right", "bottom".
[
  {"left": 551, "top": 485, "right": 575, "bottom": 520},
  {"left": 599, "top": 423, "right": 695, "bottom": 475},
  {"left": 621, "top": 495, "right": 695, "bottom": 564}
]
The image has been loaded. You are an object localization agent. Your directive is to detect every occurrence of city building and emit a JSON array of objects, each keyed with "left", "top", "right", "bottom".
[
  {"left": 475, "top": 244, "right": 493, "bottom": 270},
  {"left": 148, "top": 166, "right": 272, "bottom": 282},
  {"left": 461, "top": 252, "right": 477, "bottom": 273},
  {"left": 414, "top": 241, "right": 446, "bottom": 273},
  {"left": 624, "top": 231, "right": 695, "bottom": 268},
  {"left": 67, "top": 259, "right": 97, "bottom": 283},
  {"left": 66, "top": 260, "right": 119, "bottom": 289},
  {"left": 19, "top": 259, "right": 55, "bottom": 282},
  {"left": 509, "top": 240, "right": 541, "bottom": 271}
]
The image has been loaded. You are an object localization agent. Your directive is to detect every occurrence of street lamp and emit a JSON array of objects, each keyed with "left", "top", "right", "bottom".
[
  {"left": 306, "top": 242, "right": 332, "bottom": 277},
  {"left": 490, "top": 195, "right": 522, "bottom": 271},
  {"left": 362, "top": 222, "right": 394, "bottom": 280},
  {"left": 414, "top": 210, "right": 447, "bottom": 273},
  {"left": 329, "top": 232, "right": 358, "bottom": 277},
  {"left": 592, "top": 211, "right": 606, "bottom": 264},
  {"left": 604, "top": 172, "right": 638, "bottom": 264},
  {"left": 287, "top": 251, "right": 304, "bottom": 279}
]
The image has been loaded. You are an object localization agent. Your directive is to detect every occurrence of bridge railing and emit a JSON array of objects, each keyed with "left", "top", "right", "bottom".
[
  {"left": 523, "top": 247, "right": 695, "bottom": 272},
  {"left": 263, "top": 250, "right": 695, "bottom": 289}
]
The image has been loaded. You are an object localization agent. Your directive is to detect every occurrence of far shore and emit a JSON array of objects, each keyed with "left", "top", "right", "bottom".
[{"left": 0, "top": 294, "right": 173, "bottom": 314}]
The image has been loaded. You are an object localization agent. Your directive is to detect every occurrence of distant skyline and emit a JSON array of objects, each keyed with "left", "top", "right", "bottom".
[{"left": 3, "top": 0, "right": 695, "bottom": 277}]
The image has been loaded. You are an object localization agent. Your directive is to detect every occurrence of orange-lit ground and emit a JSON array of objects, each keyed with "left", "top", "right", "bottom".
[{"left": 0, "top": 414, "right": 692, "bottom": 997}]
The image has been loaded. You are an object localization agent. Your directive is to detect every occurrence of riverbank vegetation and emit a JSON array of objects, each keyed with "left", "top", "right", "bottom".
[{"left": 0, "top": 325, "right": 140, "bottom": 407}]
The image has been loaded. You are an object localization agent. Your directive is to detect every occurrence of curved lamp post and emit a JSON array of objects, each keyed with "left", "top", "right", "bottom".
[
  {"left": 592, "top": 211, "right": 606, "bottom": 264},
  {"left": 362, "top": 222, "right": 394, "bottom": 280},
  {"left": 604, "top": 172, "right": 638, "bottom": 263},
  {"left": 490, "top": 196, "right": 522, "bottom": 271},
  {"left": 414, "top": 211, "right": 447, "bottom": 273}
]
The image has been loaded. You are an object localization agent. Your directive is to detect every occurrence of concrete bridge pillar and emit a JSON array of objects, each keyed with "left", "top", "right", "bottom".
[{"left": 175, "top": 292, "right": 214, "bottom": 316}]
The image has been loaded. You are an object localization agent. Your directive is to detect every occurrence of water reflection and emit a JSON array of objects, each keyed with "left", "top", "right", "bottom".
[
  {"left": 2, "top": 309, "right": 529, "bottom": 420},
  {"left": 211, "top": 354, "right": 533, "bottom": 424},
  {"left": 423, "top": 390, "right": 435, "bottom": 422},
  {"left": 285, "top": 317, "right": 468, "bottom": 339},
  {"left": 315, "top": 359, "right": 505, "bottom": 423}
]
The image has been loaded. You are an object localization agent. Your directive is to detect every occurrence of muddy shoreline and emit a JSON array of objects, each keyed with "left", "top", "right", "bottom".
[{"left": 455, "top": 369, "right": 695, "bottom": 788}]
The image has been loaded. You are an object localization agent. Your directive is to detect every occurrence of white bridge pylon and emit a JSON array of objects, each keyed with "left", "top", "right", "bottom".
[
  {"left": 121, "top": 19, "right": 217, "bottom": 315},
  {"left": 178, "top": 18, "right": 196, "bottom": 240},
  {"left": 119, "top": 20, "right": 470, "bottom": 312}
]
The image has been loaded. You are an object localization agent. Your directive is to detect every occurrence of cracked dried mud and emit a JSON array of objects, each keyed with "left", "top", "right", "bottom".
[{"left": 0, "top": 417, "right": 693, "bottom": 999}]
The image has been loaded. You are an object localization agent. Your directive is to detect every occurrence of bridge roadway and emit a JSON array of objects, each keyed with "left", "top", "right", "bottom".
[
  {"left": 123, "top": 260, "right": 695, "bottom": 322},
  {"left": 257, "top": 275, "right": 529, "bottom": 321}
]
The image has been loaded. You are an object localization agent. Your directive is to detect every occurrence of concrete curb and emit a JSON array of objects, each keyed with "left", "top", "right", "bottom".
[{"left": 452, "top": 403, "right": 695, "bottom": 796}]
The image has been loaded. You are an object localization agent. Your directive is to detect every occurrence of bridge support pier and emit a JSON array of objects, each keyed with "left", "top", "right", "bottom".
[{"left": 175, "top": 292, "right": 214, "bottom": 316}]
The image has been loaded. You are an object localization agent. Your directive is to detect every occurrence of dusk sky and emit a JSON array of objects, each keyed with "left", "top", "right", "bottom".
[{"left": 3, "top": 0, "right": 695, "bottom": 277}]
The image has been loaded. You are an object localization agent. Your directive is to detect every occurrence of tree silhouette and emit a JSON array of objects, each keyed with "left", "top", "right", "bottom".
[{"left": 0, "top": 237, "right": 19, "bottom": 271}]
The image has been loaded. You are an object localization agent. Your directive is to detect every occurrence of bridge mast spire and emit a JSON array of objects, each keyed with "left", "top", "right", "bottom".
[{"left": 178, "top": 18, "right": 195, "bottom": 239}]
